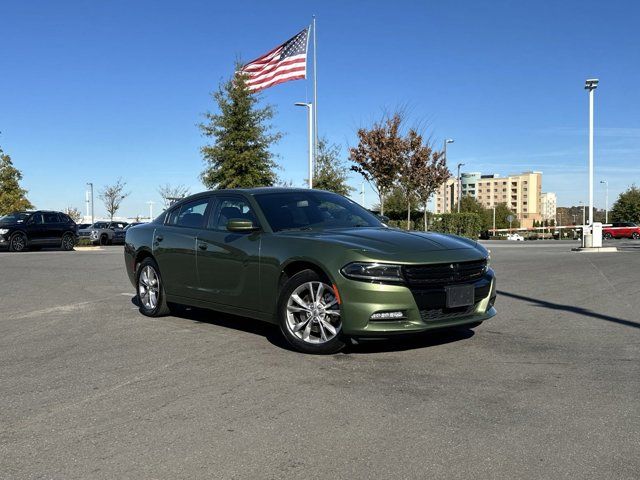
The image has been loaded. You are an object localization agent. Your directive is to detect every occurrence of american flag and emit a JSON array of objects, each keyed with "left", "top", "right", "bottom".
[{"left": 240, "top": 27, "right": 309, "bottom": 92}]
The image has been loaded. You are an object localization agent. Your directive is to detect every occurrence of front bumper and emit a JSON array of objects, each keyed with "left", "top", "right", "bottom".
[{"left": 336, "top": 268, "right": 496, "bottom": 336}]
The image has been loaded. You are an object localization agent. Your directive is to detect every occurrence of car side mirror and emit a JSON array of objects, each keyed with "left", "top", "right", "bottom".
[
  {"left": 226, "top": 218, "right": 259, "bottom": 232},
  {"left": 378, "top": 214, "right": 390, "bottom": 224}
]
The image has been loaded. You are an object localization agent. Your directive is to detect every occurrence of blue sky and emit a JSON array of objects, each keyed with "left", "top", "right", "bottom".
[{"left": 1, "top": 0, "right": 639, "bottom": 219}]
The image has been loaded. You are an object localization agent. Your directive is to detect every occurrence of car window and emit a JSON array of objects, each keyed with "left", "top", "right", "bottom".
[
  {"left": 92, "top": 222, "right": 109, "bottom": 229},
  {"left": 167, "top": 198, "right": 210, "bottom": 228},
  {"left": 0, "top": 212, "right": 31, "bottom": 224},
  {"left": 43, "top": 212, "right": 60, "bottom": 224},
  {"left": 207, "top": 197, "right": 257, "bottom": 231},
  {"left": 254, "top": 191, "right": 381, "bottom": 232},
  {"left": 29, "top": 213, "right": 45, "bottom": 225}
]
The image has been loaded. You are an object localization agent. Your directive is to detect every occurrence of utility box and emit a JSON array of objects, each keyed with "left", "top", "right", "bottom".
[{"left": 591, "top": 222, "right": 603, "bottom": 248}]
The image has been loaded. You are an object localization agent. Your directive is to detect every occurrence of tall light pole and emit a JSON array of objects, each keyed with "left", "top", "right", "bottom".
[
  {"left": 600, "top": 180, "right": 608, "bottom": 223},
  {"left": 585, "top": 79, "right": 598, "bottom": 226},
  {"left": 443, "top": 139, "right": 454, "bottom": 212},
  {"left": 86, "top": 182, "right": 94, "bottom": 224},
  {"left": 360, "top": 182, "right": 365, "bottom": 206},
  {"left": 295, "top": 102, "right": 314, "bottom": 188},
  {"left": 456, "top": 162, "right": 465, "bottom": 213},
  {"left": 579, "top": 200, "right": 585, "bottom": 225},
  {"left": 146, "top": 201, "right": 154, "bottom": 220}
]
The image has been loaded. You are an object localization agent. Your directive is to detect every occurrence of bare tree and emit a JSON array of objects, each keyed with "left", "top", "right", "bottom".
[
  {"left": 158, "top": 184, "right": 190, "bottom": 209},
  {"left": 63, "top": 206, "right": 83, "bottom": 222},
  {"left": 349, "top": 113, "right": 404, "bottom": 215},
  {"left": 99, "top": 178, "right": 130, "bottom": 220}
]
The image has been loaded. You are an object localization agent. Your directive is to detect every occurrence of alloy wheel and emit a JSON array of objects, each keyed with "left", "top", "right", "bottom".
[
  {"left": 285, "top": 281, "right": 341, "bottom": 344},
  {"left": 62, "top": 234, "right": 74, "bottom": 250},
  {"left": 138, "top": 265, "right": 160, "bottom": 310},
  {"left": 633, "top": 232, "right": 639, "bottom": 240},
  {"left": 11, "top": 234, "right": 26, "bottom": 252}
]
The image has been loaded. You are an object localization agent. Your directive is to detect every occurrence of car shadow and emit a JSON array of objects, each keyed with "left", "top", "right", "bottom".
[
  {"left": 498, "top": 290, "right": 640, "bottom": 329},
  {"left": 130, "top": 296, "right": 476, "bottom": 354}
]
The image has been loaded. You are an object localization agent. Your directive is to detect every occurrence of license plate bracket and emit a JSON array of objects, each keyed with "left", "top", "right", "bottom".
[{"left": 445, "top": 285, "right": 475, "bottom": 308}]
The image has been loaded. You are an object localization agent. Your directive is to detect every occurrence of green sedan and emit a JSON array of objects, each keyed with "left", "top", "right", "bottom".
[{"left": 124, "top": 188, "right": 496, "bottom": 354}]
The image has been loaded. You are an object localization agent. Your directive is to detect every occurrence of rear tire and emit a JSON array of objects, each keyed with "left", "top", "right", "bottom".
[
  {"left": 603, "top": 232, "right": 613, "bottom": 240},
  {"left": 632, "top": 232, "right": 639, "bottom": 240},
  {"left": 9, "top": 233, "right": 27, "bottom": 252},
  {"left": 136, "top": 257, "right": 171, "bottom": 317},
  {"left": 277, "top": 269, "right": 345, "bottom": 354},
  {"left": 61, "top": 233, "right": 75, "bottom": 251}
]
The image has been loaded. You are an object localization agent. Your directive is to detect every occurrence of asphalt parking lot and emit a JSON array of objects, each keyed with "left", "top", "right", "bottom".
[{"left": 1, "top": 241, "right": 639, "bottom": 479}]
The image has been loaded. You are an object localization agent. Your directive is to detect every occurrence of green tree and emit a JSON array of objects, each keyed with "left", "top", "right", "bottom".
[
  {"left": 611, "top": 185, "right": 640, "bottom": 223},
  {"left": 313, "top": 138, "right": 354, "bottom": 196},
  {"left": 0, "top": 146, "right": 34, "bottom": 215},
  {"left": 200, "top": 66, "right": 281, "bottom": 189}
]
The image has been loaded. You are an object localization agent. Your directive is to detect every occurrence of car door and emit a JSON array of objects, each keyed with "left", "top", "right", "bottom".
[
  {"left": 25, "top": 213, "right": 47, "bottom": 244},
  {"left": 195, "top": 195, "right": 262, "bottom": 311},
  {"left": 42, "top": 212, "right": 64, "bottom": 245},
  {"left": 153, "top": 196, "right": 213, "bottom": 300}
]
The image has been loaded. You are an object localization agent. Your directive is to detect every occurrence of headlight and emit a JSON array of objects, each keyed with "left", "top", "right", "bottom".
[
  {"left": 0, "top": 229, "right": 8, "bottom": 234},
  {"left": 341, "top": 262, "right": 404, "bottom": 283}
]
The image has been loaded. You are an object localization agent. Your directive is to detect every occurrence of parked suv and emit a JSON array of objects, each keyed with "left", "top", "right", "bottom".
[
  {"left": 0, "top": 211, "right": 77, "bottom": 252},
  {"left": 603, "top": 222, "right": 640, "bottom": 240},
  {"left": 78, "top": 221, "right": 128, "bottom": 245}
]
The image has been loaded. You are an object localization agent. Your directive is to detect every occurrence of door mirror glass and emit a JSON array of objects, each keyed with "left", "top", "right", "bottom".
[{"left": 226, "top": 219, "right": 258, "bottom": 232}]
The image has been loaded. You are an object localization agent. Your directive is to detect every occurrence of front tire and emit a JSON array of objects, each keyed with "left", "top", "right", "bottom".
[
  {"left": 603, "top": 232, "right": 613, "bottom": 240},
  {"left": 632, "top": 232, "right": 639, "bottom": 240},
  {"left": 100, "top": 234, "right": 108, "bottom": 246},
  {"left": 136, "top": 258, "right": 171, "bottom": 317},
  {"left": 278, "top": 270, "right": 345, "bottom": 354},
  {"left": 9, "top": 233, "right": 27, "bottom": 252}
]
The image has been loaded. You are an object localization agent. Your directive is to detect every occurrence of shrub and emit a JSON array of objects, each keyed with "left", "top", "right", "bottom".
[{"left": 428, "top": 213, "right": 483, "bottom": 239}]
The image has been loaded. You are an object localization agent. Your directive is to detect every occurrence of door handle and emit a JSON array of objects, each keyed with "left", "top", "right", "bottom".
[
  {"left": 156, "top": 235, "right": 163, "bottom": 242},
  {"left": 198, "top": 243, "right": 207, "bottom": 250}
]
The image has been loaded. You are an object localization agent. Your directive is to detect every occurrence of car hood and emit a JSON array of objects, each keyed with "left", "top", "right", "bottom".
[
  {"left": 279, "top": 227, "right": 484, "bottom": 257},
  {"left": 0, "top": 221, "right": 21, "bottom": 228}
]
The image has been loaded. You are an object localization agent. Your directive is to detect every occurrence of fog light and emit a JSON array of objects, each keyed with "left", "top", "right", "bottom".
[{"left": 370, "top": 311, "right": 406, "bottom": 320}]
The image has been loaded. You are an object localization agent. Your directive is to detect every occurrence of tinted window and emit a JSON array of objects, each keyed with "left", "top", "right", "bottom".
[
  {"left": 43, "top": 213, "right": 60, "bottom": 224},
  {"left": 254, "top": 191, "right": 381, "bottom": 232},
  {"left": 168, "top": 198, "right": 210, "bottom": 228},
  {"left": 109, "top": 222, "right": 127, "bottom": 229},
  {"left": 29, "top": 213, "right": 45, "bottom": 225},
  {"left": 207, "top": 197, "right": 258, "bottom": 231}
]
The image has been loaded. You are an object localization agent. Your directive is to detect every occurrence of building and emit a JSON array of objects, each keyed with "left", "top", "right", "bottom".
[
  {"left": 435, "top": 171, "right": 547, "bottom": 228},
  {"left": 540, "top": 192, "right": 557, "bottom": 222}
]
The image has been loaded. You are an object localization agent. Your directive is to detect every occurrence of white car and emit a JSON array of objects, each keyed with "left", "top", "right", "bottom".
[{"left": 507, "top": 233, "right": 525, "bottom": 241}]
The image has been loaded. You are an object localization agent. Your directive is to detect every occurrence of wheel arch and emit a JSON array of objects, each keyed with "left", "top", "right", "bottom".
[{"left": 278, "top": 259, "right": 335, "bottom": 291}]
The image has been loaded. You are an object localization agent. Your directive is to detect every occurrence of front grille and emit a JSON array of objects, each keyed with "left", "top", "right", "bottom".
[
  {"left": 402, "top": 259, "right": 487, "bottom": 287},
  {"left": 79, "top": 231, "right": 91, "bottom": 237},
  {"left": 420, "top": 305, "right": 476, "bottom": 322}
]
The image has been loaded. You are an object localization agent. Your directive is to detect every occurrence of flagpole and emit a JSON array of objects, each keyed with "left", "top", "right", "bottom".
[{"left": 312, "top": 15, "right": 318, "bottom": 178}]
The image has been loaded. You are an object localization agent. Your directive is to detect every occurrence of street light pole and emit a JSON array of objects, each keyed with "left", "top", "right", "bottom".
[
  {"left": 585, "top": 79, "right": 598, "bottom": 226},
  {"left": 86, "top": 182, "right": 94, "bottom": 224},
  {"left": 456, "top": 162, "right": 465, "bottom": 213},
  {"left": 295, "top": 102, "right": 314, "bottom": 188},
  {"left": 600, "top": 180, "right": 608, "bottom": 223},
  {"left": 443, "top": 139, "right": 454, "bottom": 212},
  {"left": 579, "top": 201, "right": 585, "bottom": 225},
  {"left": 147, "top": 201, "right": 154, "bottom": 221},
  {"left": 492, "top": 205, "right": 496, "bottom": 235}
]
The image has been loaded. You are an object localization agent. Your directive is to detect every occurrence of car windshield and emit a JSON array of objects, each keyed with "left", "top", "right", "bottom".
[
  {"left": 0, "top": 212, "right": 31, "bottom": 224},
  {"left": 254, "top": 191, "right": 382, "bottom": 232}
]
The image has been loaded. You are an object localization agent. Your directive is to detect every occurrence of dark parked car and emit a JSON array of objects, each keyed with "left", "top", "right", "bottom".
[
  {"left": 124, "top": 188, "right": 496, "bottom": 354},
  {"left": 0, "top": 211, "right": 77, "bottom": 252}
]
